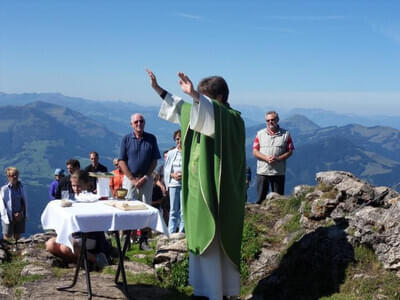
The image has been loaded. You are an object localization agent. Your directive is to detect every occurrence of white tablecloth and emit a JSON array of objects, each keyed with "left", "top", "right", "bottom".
[{"left": 41, "top": 200, "right": 168, "bottom": 251}]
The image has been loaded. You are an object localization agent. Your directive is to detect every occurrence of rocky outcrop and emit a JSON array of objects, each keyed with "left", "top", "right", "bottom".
[
  {"left": 314, "top": 171, "right": 400, "bottom": 273},
  {"left": 251, "top": 170, "right": 400, "bottom": 299},
  {"left": 253, "top": 225, "right": 354, "bottom": 300}
]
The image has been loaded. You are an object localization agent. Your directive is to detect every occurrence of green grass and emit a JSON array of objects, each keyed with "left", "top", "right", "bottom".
[
  {"left": 2, "top": 255, "right": 45, "bottom": 287},
  {"left": 317, "top": 183, "right": 334, "bottom": 192},
  {"left": 302, "top": 199, "right": 312, "bottom": 217},
  {"left": 320, "top": 294, "right": 359, "bottom": 300},
  {"left": 283, "top": 195, "right": 303, "bottom": 214},
  {"left": 157, "top": 254, "right": 191, "bottom": 294},
  {"left": 321, "top": 189, "right": 338, "bottom": 199},
  {"left": 52, "top": 267, "right": 72, "bottom": 278},
  {"left": 240, "top": 212, "right": 266, "bottom": 295},
  {"left": 125, "top": 241, "right": 157, "bottom": 266},
  {"left": 283, "top": 214, "right": 302, "bottom": 233},
  {"left": 320, "top": 245, "right": 400, "bottom": 300},
  {"left": 14, "top": 287, "right": 23, "bottom": 300}
]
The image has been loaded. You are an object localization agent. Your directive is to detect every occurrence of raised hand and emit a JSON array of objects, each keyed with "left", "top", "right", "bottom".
[
  {"left": 178, "top": 72, "right": 193, "bottom": 94},
  {"left": 178, "top": 72, "right": 199, "bottom": 100},
  {"left": 146, "top": 69, "right": 159, "bottom": 89},
  {"left": 146, "top": 69, "right": 165, "bottom": 96}
]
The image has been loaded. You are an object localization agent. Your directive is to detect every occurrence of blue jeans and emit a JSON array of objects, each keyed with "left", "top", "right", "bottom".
[{"left": 168, "top": 186, "right": 184, "bottom": 233}]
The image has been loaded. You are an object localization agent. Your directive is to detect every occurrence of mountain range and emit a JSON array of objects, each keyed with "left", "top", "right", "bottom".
[
  {"left": 0, "top": 92, "right": 399, "bottom": 235},
  {"left": 245, "top": 114, "right": 400, "bottom": 201}
]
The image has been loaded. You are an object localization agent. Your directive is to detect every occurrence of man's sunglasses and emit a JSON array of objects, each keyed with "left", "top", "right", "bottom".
[
  {"left": 266, "top": 118, "right": 277, "bottom": 123},
  {"left": 134, "top": 120, "right": 145, "bottom": 124}
]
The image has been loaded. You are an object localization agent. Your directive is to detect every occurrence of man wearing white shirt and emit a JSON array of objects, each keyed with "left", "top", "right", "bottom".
[{"left": 147, "top": 69, "right": 246, "bottom": 300}]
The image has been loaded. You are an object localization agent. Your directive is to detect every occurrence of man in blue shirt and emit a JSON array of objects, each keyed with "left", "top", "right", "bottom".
[{"left": 119, "top": 113, "right": 161, "bottom": 250}]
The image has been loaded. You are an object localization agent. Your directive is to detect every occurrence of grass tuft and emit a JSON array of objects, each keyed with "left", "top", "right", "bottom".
[{"left": 2, "top": 255, "right": 44, "bottom": 287}]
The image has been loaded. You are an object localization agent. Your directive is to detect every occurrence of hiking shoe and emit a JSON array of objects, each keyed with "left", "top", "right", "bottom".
[
  {"left": 139, "top": 240, "right": 152, "bottom": 251},
  {"left": 95, "top": 252, "right": 109, "bottom": 270}
]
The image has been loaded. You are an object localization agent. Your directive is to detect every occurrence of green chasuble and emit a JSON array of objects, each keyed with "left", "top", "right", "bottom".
[{"left": 180, "top": 99, "right": 246, "bottom": 269}]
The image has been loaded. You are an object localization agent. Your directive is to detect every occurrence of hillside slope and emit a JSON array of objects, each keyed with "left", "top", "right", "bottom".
[{"left": 0, "top": 101, "right": 121, "bottom": 235}]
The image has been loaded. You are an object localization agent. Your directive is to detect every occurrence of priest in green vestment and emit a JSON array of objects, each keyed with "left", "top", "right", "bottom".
[{"left": 147, "top": 69, "right": 246, "bottom": 300}]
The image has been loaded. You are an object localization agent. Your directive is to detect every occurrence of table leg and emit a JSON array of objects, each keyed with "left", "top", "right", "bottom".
[
  {"left": 114, "top": 230, "right": 130, "bottom": 294},
  {"left": 56, "top": 234, "right": 92, "bottom": 300},
  {"left": 82, "top": 235, "right": 92, "bottom": 299}
]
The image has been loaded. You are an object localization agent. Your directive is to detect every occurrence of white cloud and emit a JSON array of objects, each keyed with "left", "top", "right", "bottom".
[
  {"left": 175, "top": 12, "right": 204, "bottom": 21},
  {"left": 266, "top": 15, "right": 345, "bottom": 21},
  {"left": 254, "top": 26, "right": 297, "bottom": 34}
]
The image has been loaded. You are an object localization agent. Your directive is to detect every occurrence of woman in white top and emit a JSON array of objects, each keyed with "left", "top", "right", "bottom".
[
  {"left": 0, "top": 167, "right": 28, "bottom": 242},
  {"left": 164, "top": 129, "right": 184, "bottom": 233}
]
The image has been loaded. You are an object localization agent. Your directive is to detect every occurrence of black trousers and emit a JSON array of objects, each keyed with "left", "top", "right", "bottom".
[{"left": 256, "top": 174, "right": 285, "bottom": 204}]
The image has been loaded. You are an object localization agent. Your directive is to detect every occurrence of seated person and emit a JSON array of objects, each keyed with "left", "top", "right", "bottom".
[
  {"left": 45, "top": 170, "right": 109, "bottom": 269},
  {"left": 55, "top": 159, "right": 80, "bottom": 199}
]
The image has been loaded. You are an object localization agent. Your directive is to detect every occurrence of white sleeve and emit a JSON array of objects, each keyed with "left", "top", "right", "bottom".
[
  {"left": 189, "top": 95, "right": 215, "bottom": 137},
  {"left": 158, "top": 93, "right": 184, "bottom": 124}
]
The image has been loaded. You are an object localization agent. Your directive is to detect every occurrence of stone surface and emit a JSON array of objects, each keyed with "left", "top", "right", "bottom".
[
  {"left": 111, "top": 260, "right": 155, "bottom": 276},
  {"left": 312, "top": 171, "right": 400, "bottom": 272},
  {"left": 21, "top": 264, "right": 53, "bottom": 276},
  {"left": 249, "top": 248, "right": 280, "bottom": 281},
  {"left": 347, "top": 201, "right": 400, "bottom": 271},
  {"left": 266, "top": 192, "right": 284, "bottom": 201},
  {"left": 154, "top": 233, "right": 187, "bottom": 270},
  {"left": 293, "top": 184, "right": 314, "bottom": 197}
]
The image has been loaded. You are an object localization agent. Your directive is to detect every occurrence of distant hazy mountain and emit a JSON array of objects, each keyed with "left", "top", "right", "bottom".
[
  {"left": 0, "top": 101, "right": 121, "bottom": 235},
  {"left": 1, "top": 92, "right": 399, "bottom": 232},
  {"left": 0, "top": 92, "right": 179, "bottom": 150},
  {"left": 246, "top": 115, "right": 400, "bottom": 202},
  {"left": 2, "top": 92, "right": 399, "bottom": 135},
  {"left": 287, "top": 108, "right": 400, "bottom": 130},
  {"left": 236, "top": 104, "right": 400, "bottom": 130}
]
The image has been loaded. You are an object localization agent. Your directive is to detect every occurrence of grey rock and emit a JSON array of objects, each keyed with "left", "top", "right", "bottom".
[
  {"left": 293, "top": 184, "right": 314, "bottom": 197},
  {"left": 249, "top": 248, "right": 280, "bottom": 281},
  {"left": 154, "top": 233, "right": 187, "bottom": 270},
  {"left": 316, "top": 171, "right": 391, "bottom": 207},
  {"left": 273, "top": 214, "right": 294, "bottom": 232},
  {"left": 0, "top": 285, "right": 9, "bottom": 300},
  {"left": 347, "top": 201, "right": 400, "bottom": 271},
  {"left": 0, "top": 249, "right": 6, "bottom": 261},
  {"left": 21, "top": 264, "right": 53, "bottom": 276},
  {"left": 112, "top": 260, "right": 155, "bottom": 276},
  {"left": 266, "top": 192, "right": 284, "bottom": 201}
]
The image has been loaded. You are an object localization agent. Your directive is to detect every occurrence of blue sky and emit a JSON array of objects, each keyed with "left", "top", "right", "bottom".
[{"left": 1, "top": 0, "right": 399, "bottom": 115}]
